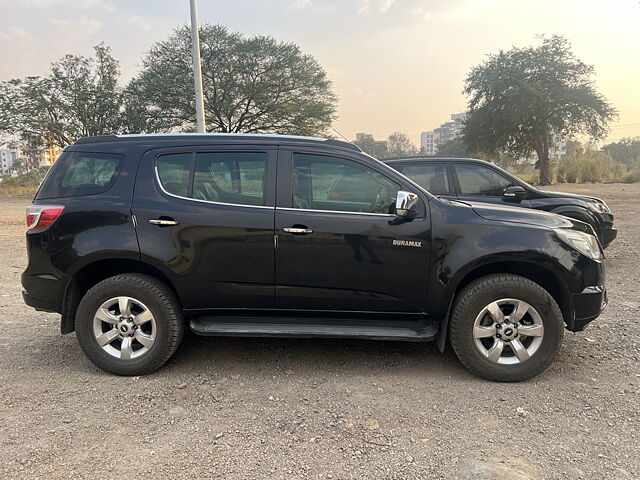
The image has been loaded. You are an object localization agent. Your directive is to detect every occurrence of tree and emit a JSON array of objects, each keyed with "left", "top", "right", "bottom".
[
  {"left": 0, "top": 44, "right": 123, "bottom": 147},
  {"left": 602, "top": 137, "right": 640, "bottom": 169},
  {"left": 126, "top": 24, "right": 337, "bottom": 136},
  {"left": 462, "top": 35, "right": 617, "bottom": 185},
  {"left": 386, "top": 132, "right": 417, "bottom": 157},
  {"left": 352, "top": 133, "right": 388, "bottom": 158},
  {"left": 435, "top": 138, "right": 467, "bottom": 156}
]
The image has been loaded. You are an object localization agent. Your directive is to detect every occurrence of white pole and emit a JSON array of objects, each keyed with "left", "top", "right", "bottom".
[{"left": 190, "top": 0, "right": 206, "bottom": 132}]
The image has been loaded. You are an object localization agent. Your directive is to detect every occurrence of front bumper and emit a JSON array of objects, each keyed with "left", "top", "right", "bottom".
[
  {"left": 599, "top": 226, "right": 617, "bottom": 248},
  {"left": 570, "top": 286, "right": 607, "bottom": 331}
]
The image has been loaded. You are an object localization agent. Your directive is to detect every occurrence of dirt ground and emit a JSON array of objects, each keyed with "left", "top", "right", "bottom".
[{"left": 0, "top": 183, "right": 638, "bottom": 479}]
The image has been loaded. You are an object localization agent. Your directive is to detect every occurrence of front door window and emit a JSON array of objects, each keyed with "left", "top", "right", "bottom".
[{"left": 292, "top": 153, "right": 400, "bottom": 214}]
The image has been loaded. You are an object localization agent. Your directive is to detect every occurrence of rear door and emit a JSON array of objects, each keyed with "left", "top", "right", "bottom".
[
  {"left": 274, "top": 148, "right": 431, "bottom": 314},
  {"left": 453, "top": 162, "right": 532, "bottom": 207},
  {"left": 132, "top": 145, "right": 277, "bottom": 311}
]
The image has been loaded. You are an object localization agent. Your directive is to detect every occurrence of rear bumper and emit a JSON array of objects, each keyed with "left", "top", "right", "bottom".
[
  {"left": 570, "top": 286, "right": 607, "bottom": 331},
  {"left": 21, "top": 271, "right": 65, "bottom": 314},
  {"left": 22, "top": 289, "right": 59, "bottom": 313}
]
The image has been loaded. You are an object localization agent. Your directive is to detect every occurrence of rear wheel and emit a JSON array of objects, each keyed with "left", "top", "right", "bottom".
[
  {"left": 449, "top": 274, "right": 564, "bottom": 382},
  {"left": 76, "top": 274, "right": 184, "bottom": 375}
]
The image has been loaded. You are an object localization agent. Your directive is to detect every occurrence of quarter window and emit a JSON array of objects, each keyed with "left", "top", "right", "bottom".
[
  {"left": 402, "top": 163, "right": 451, "bottom": 195},
  {"left": 292, "top": 153, "right": 400, "bottom": 214},
  {"left": 455, "top": 163, "right": 513, "bottom": 196},
  {"left": 36, "top": 151, "right": 123, "bottom": 199}
]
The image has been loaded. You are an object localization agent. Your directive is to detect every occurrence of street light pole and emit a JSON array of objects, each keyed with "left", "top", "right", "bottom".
[{"left": 189, "top": 0, "right": 206, "bottom": 133}]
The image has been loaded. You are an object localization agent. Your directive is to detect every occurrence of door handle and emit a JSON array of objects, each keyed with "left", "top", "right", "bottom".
[
  {"left": 149, "top": 219, "right": 179, "bottom": 226},
  {"left": 283, "top": 227, "right": 313, "bottom": 234}
]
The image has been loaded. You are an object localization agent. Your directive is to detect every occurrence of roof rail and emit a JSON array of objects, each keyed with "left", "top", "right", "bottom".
[{"left": 74, "top": 133, "right": 362, "bottom": 152}]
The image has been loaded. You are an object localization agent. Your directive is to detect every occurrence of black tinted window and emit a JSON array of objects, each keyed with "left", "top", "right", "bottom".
[
  {"left": 36, "top": 151, "right": 123, "bottom": 199},
  {"left": 293, "top": 153, "right": 400, "bottom": 214},
  {"left": 455, "top": 163, "right": 513, "bottom": 196},
  {"left": 402, "top": 163, "right": 451, "bottom": 195},
  {"left": 193, "top": 152, "right": 266, "bottom": 205},
  {"left": 157, "top": 153, "right": 192, "bottom": 197}
]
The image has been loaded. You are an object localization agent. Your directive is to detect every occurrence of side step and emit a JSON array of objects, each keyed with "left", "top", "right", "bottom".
[{"left": 190, "top": 317, "right": 439, "bottom": 342}]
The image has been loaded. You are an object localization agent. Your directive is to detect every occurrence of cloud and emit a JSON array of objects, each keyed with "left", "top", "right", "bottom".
[
  {"left": 0, "top": 26, "right": 35, "bottom": 41},
  {"left": 127, "top": 15, "right": 152, "bottom": 32},
  {"left": 409, "top": 5, "right": 433, "bottom": 21},
  {"left": 291, "top": 0, "right": 337, "bottom": 13},
  {"left": 358, "top": 0, "right": 396, "bottom": 14},
  {"left": 292, "top": 0, "right": 312, "bottom": 8},
  {"left": 0, "top": 0, "right": 115, "bottom": 10},
  {"left": 50, "top": 16, "right": 102, "bottom": 43}
]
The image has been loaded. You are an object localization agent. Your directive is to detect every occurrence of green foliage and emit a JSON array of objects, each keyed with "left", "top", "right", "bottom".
[
  {"left": 352, "top": 134, "right": 389, "bottom": 158},
  {"left": 462, "top": 35, "right": 617, "bottom": 185},
  {"left": 0, "top": 44, "right": 123, "bottom": 147},
  {"left": 0, "top": 167, "right": 50, "bottom": 187},
  {"left": 556, "top": 145, "right": 625, "bottom": 183},
  {"left": 435, "top": 138, "right": 467, "bottom": 156},
  {"left": 125, "top": 24, "right": 337, "bottom": 136},
  {"left": 621, "top": 170, "right": 640, "bottom": 183},
  {"left": 602, "top": 137, "right": 640, "bottom": 169},
  {"left": 386, "top": 132, "right": 417, "bottom": 157}
]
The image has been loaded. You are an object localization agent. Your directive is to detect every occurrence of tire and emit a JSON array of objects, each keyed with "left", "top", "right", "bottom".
[
  {"left": 75, "top": 273, "right": 184, "bottom": 375},
  {"left": 449, "top": 274, "right": 564, "bottom": 382}
]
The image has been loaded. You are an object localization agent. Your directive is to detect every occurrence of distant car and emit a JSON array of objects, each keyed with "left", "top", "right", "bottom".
[{"left": 382, "top": 156, "right": 617, "bottom": 248}]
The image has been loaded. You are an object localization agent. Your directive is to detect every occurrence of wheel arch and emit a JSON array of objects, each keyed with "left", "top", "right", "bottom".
[
  {"left": 549, "top": 205, "right": 599, "bottom": 228},
  {"left": 61, "top": 258, "right": 181, "bottom": 334},
  {"left": 436, "top": 260, "right": 572, "bottom": 352}
]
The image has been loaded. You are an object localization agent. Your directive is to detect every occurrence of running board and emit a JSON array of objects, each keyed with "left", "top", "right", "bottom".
[{"left": 190, "top": 317, "right": 439, "bottom": 342}]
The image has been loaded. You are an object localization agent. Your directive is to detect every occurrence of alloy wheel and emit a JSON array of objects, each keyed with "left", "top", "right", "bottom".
[
  {"left": 472, "top": 298, "right": 545, "bottom": 365},
  {"left": 92, "top": 296, "right": 157, "bottom": 360}
]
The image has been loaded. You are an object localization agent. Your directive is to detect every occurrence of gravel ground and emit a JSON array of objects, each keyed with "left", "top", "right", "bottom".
[{"left": 0, "top": 183, "right": 638, "bottom": 479}]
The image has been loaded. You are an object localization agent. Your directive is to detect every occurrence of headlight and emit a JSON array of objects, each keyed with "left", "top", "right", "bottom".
[
  {"left": 587, "top": 201, "right": 610, "bottom": 214},
  {"left": 555, "top": 228, "right": 603, "bottom": 262}
]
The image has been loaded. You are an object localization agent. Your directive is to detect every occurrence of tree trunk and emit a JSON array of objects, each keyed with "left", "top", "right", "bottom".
[{"left": 536, "top": 135, "right": 552, "bottom": 185}]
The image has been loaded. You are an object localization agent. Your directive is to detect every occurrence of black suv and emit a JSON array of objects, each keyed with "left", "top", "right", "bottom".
[
  {"left": 383, "top": 156, "right": 617, "bottom": 247},
  {"left": 22, "top": 134, "right": 606, "bottom": 381}
]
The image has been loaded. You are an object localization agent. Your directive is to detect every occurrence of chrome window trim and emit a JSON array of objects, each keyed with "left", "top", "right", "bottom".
[
  {"left": 154, "top": 163, "right": 274, "bottom": 210},
  {"left": 276, "top": 207, "right": 395, "bottom": 218}
]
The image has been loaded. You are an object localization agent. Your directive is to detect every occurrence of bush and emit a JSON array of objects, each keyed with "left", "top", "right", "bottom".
[
  {"left": 622, "top": 170, "right": 640, "bottom": 183},
  {"left": 0, "top": 167, "right": 50, "bottom": 194},
  {"left": 556, "top": 146, "right": 626, "bottom": 183}
]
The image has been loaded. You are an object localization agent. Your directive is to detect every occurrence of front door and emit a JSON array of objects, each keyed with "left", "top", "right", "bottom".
[
  {"left": 132, "top": 146, "right": 277, "bottom": 311},
  {"left": 453, "top": 162, "right": 532, "bottom": 208},
  {"left": 274, "top": 150, "right": 431, "bottom": 313}
]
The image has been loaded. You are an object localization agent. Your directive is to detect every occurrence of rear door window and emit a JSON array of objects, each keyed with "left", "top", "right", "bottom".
[
  {"left": 155, "top": 151, "right": 268, "bottom": 206},
  {"left": 157, "top": 153, "right": 192, "bottom": 197},
  {"left": 401, "top": 163, "right": 451, "bottom": 195},
  {"left": 36, "top": 151, "right": 124, "bottom": 199}
]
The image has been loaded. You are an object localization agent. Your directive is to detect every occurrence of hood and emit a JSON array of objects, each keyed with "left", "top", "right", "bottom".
[
  {"left": 533, "top": 189, "right": 603, "bottom": 204},
  {"left": 468, "top": 202, "right": 579, "bottom": 230}
]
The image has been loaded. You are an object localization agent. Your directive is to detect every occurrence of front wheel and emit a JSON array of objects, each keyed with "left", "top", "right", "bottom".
[
  {"left": 75, "top": 274, "right": 184, "bottom": 375},
  {"left": 449, "top": 274, "right": 564, "bottom": 382}
]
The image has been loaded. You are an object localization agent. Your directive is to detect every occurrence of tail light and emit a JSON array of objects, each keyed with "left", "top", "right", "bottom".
[{"left": 26, "top": 205, "right": 65, "bottom": 232}]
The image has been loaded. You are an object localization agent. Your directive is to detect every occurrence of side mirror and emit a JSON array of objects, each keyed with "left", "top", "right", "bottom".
[
  {"left": 503, "top": 185, "right": 526, "bottom": 202},
  {"left": 395, "top": 190, "right": 419, "bottom": 217}
]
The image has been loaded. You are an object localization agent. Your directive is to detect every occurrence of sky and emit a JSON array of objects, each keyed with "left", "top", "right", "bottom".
[{"left": 0, "top": 0, "right": 639, "bottom": 145}]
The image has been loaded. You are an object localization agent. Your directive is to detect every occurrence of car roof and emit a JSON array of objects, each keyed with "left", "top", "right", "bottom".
[
  {"left": 73, "top": 133, "right": 361, "bottom": 152},
  {"left": 381, "top": 155, "right": 492, "bottom": 165}
]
